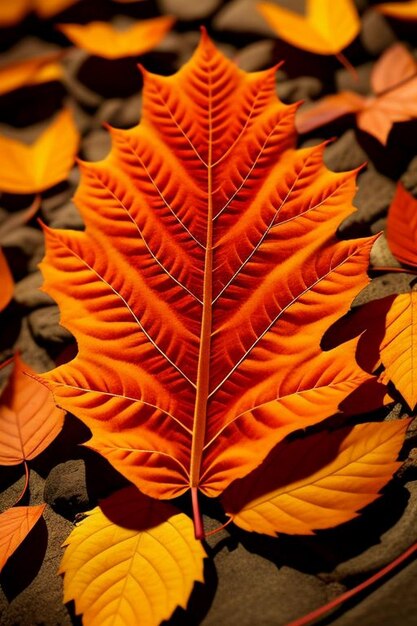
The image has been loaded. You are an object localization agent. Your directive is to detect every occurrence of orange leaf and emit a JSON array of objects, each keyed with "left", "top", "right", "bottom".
[
  {"left": 257, "top": 0, "right": 360, "bottom": 55},
  {"left": 376, "top": 0, "right": 417, "bottom": 20},
  {"left": 386, "top": 182, "right": 417, "bottom": 267},
  {"left": 39, "top": 33, "right": 377, "bottom": 511},
  {"left": 0, "top": 53, "right": 63, "bottom": 97},
  {"left": 0, "top": 0, "right": 78, "bottom": 25},
  {"left": 223, "top": 420, "right": 409, "bottom": 535},
  {"left": 0, "top": 249, "right": 14, "bottom": 312},
  {"left": 60, "top": 487, "right": 205, "bottom": 626},
  {"left": 297, "top": 43, "right": 417, "bottom": 144},
  {"left": 379, "top": 292, "right": 417, "bottom": 409},
  {"left": 0, "top": 504, "right": 45, "bottom": 572},
  {"left": 58, "top": 16, "right": 175, "bottom": 59},
  {"left": 0, "top": 109, "right": 79, "bottom": 194},
  {"left": 0, "top": 354, "right": 65, "bottom": 466}
]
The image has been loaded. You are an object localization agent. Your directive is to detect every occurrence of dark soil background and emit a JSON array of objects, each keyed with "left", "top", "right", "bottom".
[{"left": 1, "top": 0, "right": 417, "bottom": 625}]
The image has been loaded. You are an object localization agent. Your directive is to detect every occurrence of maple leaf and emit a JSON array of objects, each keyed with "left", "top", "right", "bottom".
[
  {"left": 60, "top": 486, "right": 205, "bottom": 626},
  {"left": 0, "top": 249, "right": 14, "bottom": 312},
  {"left": 297, "top": 43, "right": 417, "bottom": 144},
  {"left": 387, "top": 182, "right": 417, "bottom": 267},
  {"left": 0, "top": 109, "right": 79, "bottom": 194},
  {"left": 0, "top": 504, "right": 45, "bottom": 572},
  {"left": 0, "top": 52, "right": 63, "bottom": 97},
  {"left": 58, "top": 17, "right": 175, "bottom": 59},
  {"left": 223, "top": 419, "right": 409, "bottom": 535},
  {"left": 376, "top": 0, "right": 417, "bottom": 20},
  {"left": 257, "top": 0, "right": 359, "bottom": 72},
  {"left": 0, "top": 354, "right": 65, "bottom": 467},
  {"left": 40, "top": 32, "right": 380, "bottom": 534}
]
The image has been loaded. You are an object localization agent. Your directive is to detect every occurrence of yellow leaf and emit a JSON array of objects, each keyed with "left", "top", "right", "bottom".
[
  {"left": 223, "top": 420, "right": 408, "bottom": 536},
  {"left": 376, "top": 0, "right": 417, "bottom": 20},
  {"left": 0, "top": 53, "right": 63, "bottom": 97},
  {"left": 60, "top": 487, "right": 206, "bottom": 626},
  {"left": 0, "top": 109, "right": 79, "bottom": 194},
  {"left": 58, "top": 16, "right": 175, "bottom": 59},
  {"left": 257, "top": 0, "right": 360, "bottom": 55},
  {"left": 380, "top": 292, "right": 417, "bottom": 410},
  {"left": 0, "top": 504, "right": 45, "bottom": 572}
]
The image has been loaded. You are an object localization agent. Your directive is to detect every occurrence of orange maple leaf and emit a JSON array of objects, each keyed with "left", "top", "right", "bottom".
[
  {"left": 39, "top": 32, "right": 385, "bottom": 536},
  {"left": 297, "top": 43, "right": 417, "bottom": 144},
  {"left": 58, "top": 16, "right": 175, "bottom": 59}
]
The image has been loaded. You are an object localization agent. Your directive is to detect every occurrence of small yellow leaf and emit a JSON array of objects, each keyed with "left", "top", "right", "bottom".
[
  {"left": 223, "top": 420, "right": 408, "bottom": 536},
  {"left": 0, "top": 109, "right": 79, "bottom": 194},
  {"left": 0, "top": 249, "right": 14, "bottom": 312},
  {"left": 0, "top": 505, "right": 45, "bottom": 572},
  {"left": 380, "top": 292, "right": 417, "bottom": 409},
  {"left": 58, "top": 16, "right": 175, "bottom": 59},
  {"left": 257, "top": 0, "right": 360, "bottom": 56},
  {"left": 0, "top": 53, "right": 63, "bottom": 97},
  {"left": 60, "top": 487, "right": 206, "bottom": 626},
  {"left": 376, "top": 0, "right": 417, "bottom": 20}
]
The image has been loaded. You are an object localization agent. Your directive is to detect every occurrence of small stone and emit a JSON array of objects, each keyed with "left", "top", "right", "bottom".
[
  {"left": 95, "top": 94, "right": 141, "bottom": 129},
  {"left": 214, "top": 0, "right": 276, "bottom": 35},
  {"left": 158, "top": 0, "right": 221, "bottom": 20},
  {"left": 336, "top": 61, "right": 373, "bottom": 96},
  {"left": 28, "top": 305, "right": 72, "bottom": 345},
  {"left": 234, "top": 40, "right": 276, "bottom": 71},
  {"left": 324, "top": 130, "right": 367, "bottom": 172},
  {"left": 361, "top": 9, "right": 396, "bottom": 57},
  {"left": 41, "top": 185, "right": 73, "bottom": 213},
  {"left": 44, "top": 459, "right": 91, "bottom": 518},
  {"left": 278, "top": 76, "right": 323, "bottom": 103},
  {"left": 82, "top": 128, "right": 112, "bottom": 162},
  {"left": 369, "top": 234, "right": 399, "bottom": 267},
  {"left": 71, "top": 100, "right": 93, "bottom": 135},
  {"left": 45, "top": 200, "right": 84, "bottom": 230},
  {"left": 14, "top": 271, "right": 53, "bottom": 309}
]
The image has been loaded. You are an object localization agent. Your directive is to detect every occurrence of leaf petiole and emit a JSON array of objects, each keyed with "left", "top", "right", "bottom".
[
  {"left": 191, "top": 487, "right": 205, "bottom": 540},
  {"left": 12, "top": 460, "right": 30, "bottom": 507}
]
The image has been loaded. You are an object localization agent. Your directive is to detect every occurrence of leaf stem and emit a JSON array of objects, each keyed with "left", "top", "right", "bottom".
[
  {"left": 285, "top": 540, "right": 417, "bottom": 626},
  {"left": 204, "top": 516, "right": 233, "bottom": 537},
  {"left": 191, "top": 487, "right": 205, "bottom": 540},
  {"left": 335, "top": 52, "right": 358, "bottom": 82},
  {"left": 12, "top": 461, "right": 30, "bottom": 507}
]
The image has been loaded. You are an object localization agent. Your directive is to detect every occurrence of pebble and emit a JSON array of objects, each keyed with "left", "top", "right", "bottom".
[
  {"left": 28, "top": 305, "right": 72, "bottom": 345},
  {"left": 214, "top": 0, "right": 277, "bottom": 36},
  {"left": 44, "top": 459, "right": 90, "bottom": 518},
  {"left": 402, "top": 156, "right": 417, "bottom": 195},
  {"left": 324, "top": 130, "right": 368, "bottom": 172},
  {"left": 335, "top": 61, "right": 373, "bottom": 95},
  {"left": 158, "top": 0, "right": 221, "bottom": 20},
  {"left": 14, "top": 271, "right": 53, "bottom": 309},
  {"left": 278, "top": 76, "right": 323, "bottom": 103},
  {"left": 360, "top": 9, "right": 397, "bottom": 57},
  {"left": 234, "top": 40, "right": 276, "bottom": 71},
  {"left": 94, "top": 93, "right": 141, "bottom": 129},
  {"left": 81, "top": 128, "right": 112, "bottom": 162},
  {"left": 44, "top": 200, "right": 84, "bottom": 230},
  {"left": 62, "top": 50, "right": 103, "bottom": 109}
]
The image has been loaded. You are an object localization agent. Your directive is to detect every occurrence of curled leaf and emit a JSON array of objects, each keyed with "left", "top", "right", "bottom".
[{"left": 60, "top": 487, "right": 205, "bottom": 626}]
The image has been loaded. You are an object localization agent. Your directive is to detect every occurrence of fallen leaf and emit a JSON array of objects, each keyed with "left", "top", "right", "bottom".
[
  {"left": 0, "top": 53, "right": 63, "bottom": 97},
  {"left": 257, "top": 0, "right": 360, "bottom": 57},
  {"left": 0, "top": 109, "right": 79, "bottom": 194},
  {"left": 379, "top": 292, "right": 417, "bottom": 409},
  {"left": 0, "top": 504, "right": 45, "bottom": 572},
  {"left": 386, "top": 183, "right": 417, "bottom": 267},
  {"left": 0, "top": 0, "right": 78, "bottom": 25},
  {"left": 60, "top": 487, "right": 205, "bottom": 626},
  {"left": 58, "top": 16, "right": 175, "bottom": 59},
  {"left": 223, "top": 419, "right": 409, "bottom": 535},
  {"left": 0, "top": 249, "right": 14, "bottom": 312},
  {"left": 376, "top": 0, "right": 417, "bottom": 20},
  {"left": 0, "top": 354, "right": 65, "bottom": 466},
  {"left": 35, "top": 0, "right": 79, "bottom": 18},
  {"left": 40, "top": 32, "right": 378, "bottom": 528},
  {"left": 297, "top": 43, "right": 417, "bottom": 144}
]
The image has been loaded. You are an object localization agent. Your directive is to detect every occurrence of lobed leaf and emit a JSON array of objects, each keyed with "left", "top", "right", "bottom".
[
  {"left": 0, "top": 504, "right": 45, "bottom": 572},
  {"left": 60, "top": 487, "right": 205, "bottom": 626},
  {"left": 0, "top": 354, "right": 65, "bottom": 466},
  {"left": 223, "top": 420, "right": 409, "bottom": 536}
]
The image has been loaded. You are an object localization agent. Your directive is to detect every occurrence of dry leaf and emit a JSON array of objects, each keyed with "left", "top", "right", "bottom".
[
  {"left": 0, "top": 0, "right": 78, "bottom": 25},
  {"left": 297, "top": 43, "right": 417, "bottom": 144},
  {"left": 0, "top": 249, "right": 14, "bottom": 312},
  {"left": 376, "top": 0, "right": 417, "bottom": 20},
  {"left": 379, "top": 293, "right": 417, "bottom": 409},
  {"left": 0, "top": 504, "right": 45, "bottom": 572},
  {"left": 0, "top": 354, "right": 64, "bottom": 466},
  {"left": 60, "top": 487, "right": 205, "bottom": 626},
  {"left": 58, "top": 17, "right": 175, "bottom": 59},
  {"left": 223, "top": 420, "right": 408, "bottom": 535},
  {"left": 0, "top": 109, "right": 79, "bottom": 194},
  {"left": 0, "top": 53, "right": 63, "bottom": 97},
  {"left": 40, "top": 32, "right": 378, "bottom": 530},
  {"left": 387, "top": 183, "right": 417, "bottom": 267},
  {"left": 257, "top": 0, "right": 360, "bottom": 55}
]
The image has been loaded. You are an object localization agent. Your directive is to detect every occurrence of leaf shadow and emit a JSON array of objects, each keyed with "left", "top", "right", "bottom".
[{"left": 0, "top": 515, "right": 48, "bottom": 601}]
